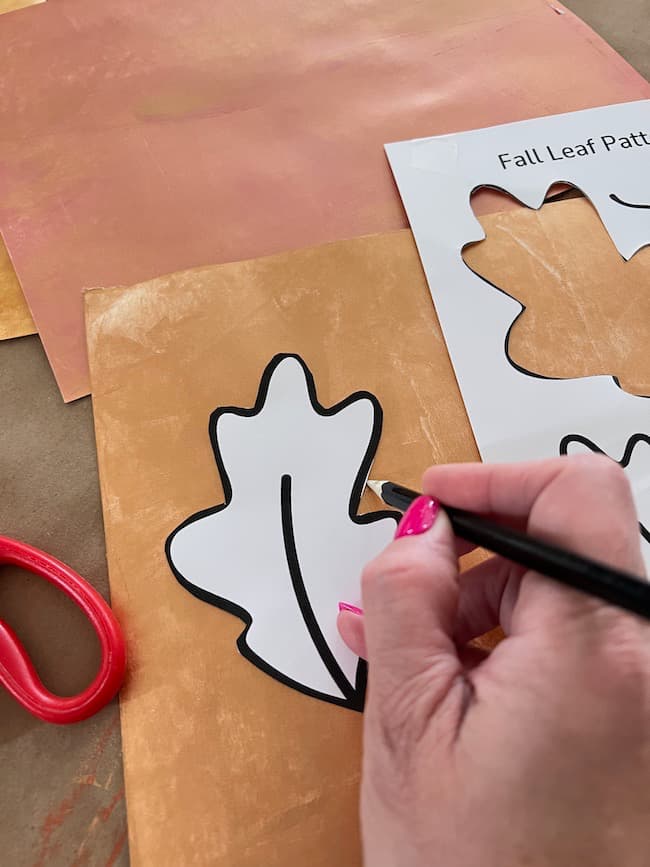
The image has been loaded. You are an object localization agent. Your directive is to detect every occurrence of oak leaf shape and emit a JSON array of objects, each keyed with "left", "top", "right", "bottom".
[{"left": 166, "top": 354, "right": 397, "bottom": 710}]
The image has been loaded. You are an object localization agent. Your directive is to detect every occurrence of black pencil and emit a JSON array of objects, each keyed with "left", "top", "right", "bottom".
[{"left": 367, "top": 480, "right": 650, "bottom": 621}]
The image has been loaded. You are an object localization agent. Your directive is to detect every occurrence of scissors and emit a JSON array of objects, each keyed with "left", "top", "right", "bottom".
[{"left": 0, "top": 535, "right": 126, "bottom": 724}]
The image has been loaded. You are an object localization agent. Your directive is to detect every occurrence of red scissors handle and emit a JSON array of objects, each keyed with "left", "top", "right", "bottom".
[{"left": 0, "top": 536, "right": 126, "bottom": 724}]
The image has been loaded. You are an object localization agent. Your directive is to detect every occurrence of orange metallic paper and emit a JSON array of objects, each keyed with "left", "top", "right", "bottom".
[
  {"left": 85, "top": 230, "right": 477, "bottom": 866},
  {"left": 85, "top": 198, "right": 648, "bottom": 864}
]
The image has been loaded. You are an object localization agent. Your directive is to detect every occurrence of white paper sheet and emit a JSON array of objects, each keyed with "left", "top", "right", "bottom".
[
  {"left": 166, "top": 355, "right": 397, "bottom": 709},
  {"left": 386, "top": 101, "right": 650, "bottom": 568}
]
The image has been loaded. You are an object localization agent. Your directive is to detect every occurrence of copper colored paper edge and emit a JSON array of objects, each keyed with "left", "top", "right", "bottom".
[
  {"left": 0, "top": 0, "right": 44, "bottom": 15},
  {"left": 0, "top": 236, "right": 36, "bottom": 340}
]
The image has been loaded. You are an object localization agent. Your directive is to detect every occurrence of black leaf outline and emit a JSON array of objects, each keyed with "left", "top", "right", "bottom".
[
  {"left": 462, "top": 183, "right": 650, "bottom": 398},
  {"left": 165, "top": 353, "right": 398, "bottom": 712},
  {"left": 559, "top": 433, "right": 650, "bottom": 545}
]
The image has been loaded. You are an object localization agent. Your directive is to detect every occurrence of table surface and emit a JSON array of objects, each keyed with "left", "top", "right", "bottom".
[{"left": 0, "top": 3, "right": 647, "bottom": 865}]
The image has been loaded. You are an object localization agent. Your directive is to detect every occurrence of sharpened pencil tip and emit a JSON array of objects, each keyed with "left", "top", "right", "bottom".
[{"left": 366, "top": 479, "right": 387, "bottom": 499}]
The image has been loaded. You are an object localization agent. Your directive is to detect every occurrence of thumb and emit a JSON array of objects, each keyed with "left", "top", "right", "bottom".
[{"left": 361, "top": 496, "right": 463, "bottom": 709}]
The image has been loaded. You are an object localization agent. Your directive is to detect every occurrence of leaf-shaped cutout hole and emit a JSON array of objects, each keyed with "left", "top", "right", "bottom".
[
  {"left": 465, "top": 182, "right": 578, "bottom": 218},
  {"left": 462, "top": 189, "right": 650, "bottom": 396}
]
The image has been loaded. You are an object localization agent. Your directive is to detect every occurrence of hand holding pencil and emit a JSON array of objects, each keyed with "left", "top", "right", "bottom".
[{"left": 338, "top": 454, "right": 650, "bottom": 867}]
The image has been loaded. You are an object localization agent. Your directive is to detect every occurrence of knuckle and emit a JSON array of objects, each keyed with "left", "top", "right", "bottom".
[
  {"left": 360, "top": 557, "right": 387, "bottom": 598},
  {"left": 360, "top": 559, "right": 379, "bottom": 594},
  {"left": 568, "top": 452, "right": 631, "bottom": 494},
  {"left": 564, "top": 455, "right": 639, "bottom": 546},
  {"left": 361, "top": 550, "right": 430, "bottom": 599},
  {"left": 595, "top": 457, "right": 631, "bottom": 494},
  {"left": 427, "top": 534, "right": 459, "bottom": 576},
  {"left": 597, "top": 619, "right": 650, "bottom": 687},
  {"left": 421, "top": 465, "right": 438, "bottom": 491},
  {"left": 565, "top": 451, "right": 612, "bottom": 472}
]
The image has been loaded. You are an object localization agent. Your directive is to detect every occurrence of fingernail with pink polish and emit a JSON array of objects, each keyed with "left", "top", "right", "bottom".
[
  {"left": 395, "top": 495, "right": 439, "bottom": 539},
  {"left": 338, "top": 601, "right": 363, "bottom": 615}
]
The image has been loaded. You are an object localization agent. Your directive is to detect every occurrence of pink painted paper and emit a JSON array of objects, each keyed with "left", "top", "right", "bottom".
[{"left": 1, "top": 0, "right": 649, "bottom": 400}]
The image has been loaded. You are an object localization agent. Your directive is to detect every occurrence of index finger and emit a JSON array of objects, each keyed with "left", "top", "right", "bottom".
[
  {"left": 424, "top": 455, "right": 650, "bottom": 652},
  {"left": 423, "top": 457, "right": 568, "bottom": 517},
  {"left": 423, "top": 454, "right": 645, "bottom": 577}
]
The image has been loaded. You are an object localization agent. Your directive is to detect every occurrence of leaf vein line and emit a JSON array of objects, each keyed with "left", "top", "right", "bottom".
[{"left": 280, "top": 474, "right": 356, "bottom": 703}]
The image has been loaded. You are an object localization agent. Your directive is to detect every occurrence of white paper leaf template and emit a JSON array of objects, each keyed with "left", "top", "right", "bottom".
[
  {"left": 386, "top": 101, "right": 650, "bottom": 572},
  {"left": 166, "top": 355, "right": 398, "bottom": 710},
  {"left": 560, "top": 434, "right": 650, "bottom": 551}
]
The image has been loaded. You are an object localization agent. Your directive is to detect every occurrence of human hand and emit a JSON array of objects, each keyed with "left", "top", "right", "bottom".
[{"left": 338, "top": 455, "right": 650, "bottom": 867}]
